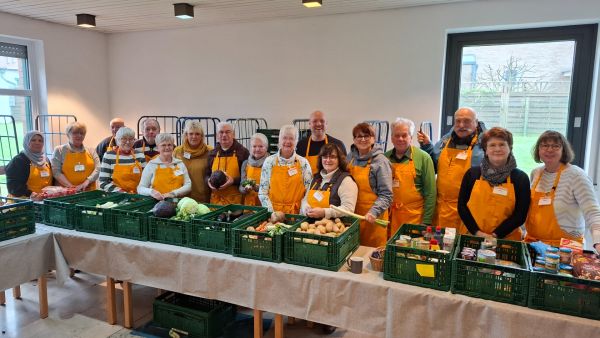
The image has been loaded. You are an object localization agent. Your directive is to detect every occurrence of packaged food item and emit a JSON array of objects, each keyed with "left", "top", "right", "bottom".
[
  {"left": 559, "top": 238, "right": 583, "bottom": 255},
  {"left": 545, "top": 246, "right": 559, "bottom": 257},
  {"left": 443, "top": 232, "right": 455, "bottom": 252},
  {"left": 535, "top": 258, "right": 546, "bottom": 269},
  {"left": 477, "top": 249, "right": 496, "bottom": 264},
  {"left": 545, "top": 254, "right": 560, "bottom": 274},
  {"left": 558, "top": 247, "right": 573, "bottom": 264},
  {"left": 572, "top": 253, "right": 600, "bottom": 280},
  {"left": 461, "top": 247, "right": 476, "bottom": 260},
  {"left": 559, "top": 264, "right": 573, "bottom": 276}
]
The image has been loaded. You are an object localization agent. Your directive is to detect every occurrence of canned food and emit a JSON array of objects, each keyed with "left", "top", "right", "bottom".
[
  {"left": 535, "top": 258, "right": 546, "bottom": 269},
  {"left": 559, "top": 264, "right": 573, "bottom": 275},
  {"left": 545, "top": 253, "right": 560, "bottom": 273},
  {"left": 545, "top": 246, "right": 559, "bottom": 256}
]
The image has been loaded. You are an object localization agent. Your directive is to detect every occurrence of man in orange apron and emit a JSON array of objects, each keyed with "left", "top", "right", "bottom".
[
  {"left": 206, "top": 122, "right": 249, "bottom": 205},
  {"left": 134, "top": 118, "right": 160, "bottom": 162},
  {"left": 417, "top": 107, "right": 485, "bottom": 229},
  {"left": 296, "top": 111, "right": 347, "bottom": 176},
  {"left": 385, "top": 118, "right": 436, "bottom": 237},
  {"left": 96, "top": 117, "right": 125, "bottom": 161}
]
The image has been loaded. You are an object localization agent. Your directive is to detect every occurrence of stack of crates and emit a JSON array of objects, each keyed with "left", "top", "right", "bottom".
[{"left": 256, "top": 128, "right": 279, "bottom": 154}]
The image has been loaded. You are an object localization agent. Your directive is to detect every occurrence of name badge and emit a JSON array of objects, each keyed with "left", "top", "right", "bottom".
[
  {"left": 183, "top": 152, "right": 191, "bottom": 159},
  {"left": 392, "top": 179, "right": 400, "bottom": 188},
  {"left": 538, "top": 197, "right": 552, "bottom": 206},
  {"left": 313, "top": 191, "right": 324, "bottom": 202},
  {"left": 40, "top": 170, "right": 50, "bottom": 178},
  {"left": 455, "top": 151, "right": 468, "bottom": 160},
  {"left": 492, "top": 186, "right": 508, "bottom": 196},
  {"left": 288, "top": 167, "right": 298, "bottom": 176},
  {"left": 74, "top": 164, "right": 85, "bottom": 172},
  {"left": 132, "top": 167, "right": 141, "bottom": 174}
]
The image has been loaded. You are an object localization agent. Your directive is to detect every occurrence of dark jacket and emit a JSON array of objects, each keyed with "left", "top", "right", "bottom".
[
  {"left": 6, "top": 152, "right": 53, "bottom": 197},
  {"left": 204, "top": 140, "right": 249, "bottom": 186}
]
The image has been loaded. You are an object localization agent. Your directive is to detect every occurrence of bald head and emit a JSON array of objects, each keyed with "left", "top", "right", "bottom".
[
  {"left": 309, "top": 110, "right": 327, "bottom": 141},
  {"left": 453, "top": 107, "right": 478, "bottom": 139},
  {"left": 110, "top": 117, "right": 125, "bottom": 137}
]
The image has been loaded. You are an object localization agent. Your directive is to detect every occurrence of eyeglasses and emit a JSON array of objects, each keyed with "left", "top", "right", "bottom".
[
  {"left": 120, "top": 138, "right": 135, "bottom": 144},
  {"left": 354, "top": 134, "right": 372, "bottom": 141},
  {"left": 322, "top": 155, "right": 338, "bottom": 160},
  {"left": 540, "top": 143, "right": 562, "bottom": 150}
]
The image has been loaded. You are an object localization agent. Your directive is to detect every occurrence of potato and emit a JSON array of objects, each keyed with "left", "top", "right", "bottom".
[
  {"left": 307, "top": 228, "right": 316, "bottom": 234},
  {"left": 308, "top": 223, "right": 316, "bottom": 230},
  {"left": 325, "top": 223, "right": 333, "bottom": 232},
  {"left": 317, "top": 225, "right": 326, "bottom": 234},
  {"left": 246, "top": 226, "right": 256, "bottom": 231},
  {"left": 270, "top": 211, "right": 286, "bottom": 223},
  {"left": 296, "top": 228, "right": 303, "bottom": 232},
  {"left": 339, "top": 224, "right": 346, "bottom": 232},
  {"left": 334, "top": 218, "right": 342, "bottom": 224},
  {"left": 332, "top": 224, "right": 340, "bottom": 233},
  {"left": 300, "top": 222, "right": 309, "bottom": 231}
]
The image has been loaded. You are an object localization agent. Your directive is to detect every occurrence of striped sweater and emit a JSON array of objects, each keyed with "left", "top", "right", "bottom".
[
  {"left": 530, "top": 164, "right": 600, "bottom": 245},
  {"left": 99, "top": 150, "right": 146, "bottom": 192}
]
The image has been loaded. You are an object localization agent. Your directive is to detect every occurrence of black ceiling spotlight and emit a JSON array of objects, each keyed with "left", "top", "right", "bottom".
[
  {"left": 302, "top": 0, "right": 322, "bottom": 8},
  {"left": 76, "top": 13, "right": 96, "bottom": 28},
  {"left": 174, "top": 3, "right": 194, "bottom": 19}
]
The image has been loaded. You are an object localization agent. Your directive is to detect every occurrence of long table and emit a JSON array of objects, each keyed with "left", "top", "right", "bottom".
[{"left": 41, "top": 224, "right": 600, "bottom": 338}]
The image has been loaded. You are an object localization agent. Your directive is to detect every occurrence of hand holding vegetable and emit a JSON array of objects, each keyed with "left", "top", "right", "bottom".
[
  {"left": 219, "top": 173, "right": 234, "bottom": 190},
  {"left": 330, "top": 205, "right": 388, "bottom": 228},
  {"left": 150, "top": 189, "right": 164, "bottom": 200},
  {"left": 306, "top": 207, "right": 326, "bottom": 219}
]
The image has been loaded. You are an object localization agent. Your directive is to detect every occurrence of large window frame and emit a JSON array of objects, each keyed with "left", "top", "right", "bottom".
[{"left": 441, "top": 24, "right": 597, "bottom": 168}]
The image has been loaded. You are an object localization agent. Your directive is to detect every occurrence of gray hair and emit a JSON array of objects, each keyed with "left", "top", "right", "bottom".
[
  {"left": 250, "top": 133, "right": 268, "bottom": 147},
  {"left": 455, "top": 107, "right": 478, "bottom": 120},
  {"left": 391, "top": 117, "right": 416, "bottom": 136},
  {"left": 142, "top": 118, "right": 160, "bottom": 131},
  {"left": 115, "top": 127, "right": 136, "bottom": 143},
  {"left": 183, "top": 120, "right": 205, "bottom": 137},
  {"left": 155, "top": 133, "right": 175, "bottom": 145},
  {"left": 66, "top": 121, "right": 87, "bottom": 135},
  {"left": 278, "top": 125, "right": 299, "bottom": 148},
  {"left": 216, "top": 121, "right": 235, "bottom": 136}
]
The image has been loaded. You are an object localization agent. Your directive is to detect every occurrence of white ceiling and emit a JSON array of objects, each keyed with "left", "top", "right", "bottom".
[{"left": 0, "top": 0, "right": 475, "bottom": 34}]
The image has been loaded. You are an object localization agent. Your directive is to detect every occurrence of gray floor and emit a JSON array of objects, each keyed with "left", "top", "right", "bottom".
[{"left": 0, "top": 272, "right": 371, "bottom": 338}]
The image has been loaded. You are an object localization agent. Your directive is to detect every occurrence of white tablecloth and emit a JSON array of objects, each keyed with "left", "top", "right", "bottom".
[{"left": 42, "top": 224, "right": 600, "bottom": 338}]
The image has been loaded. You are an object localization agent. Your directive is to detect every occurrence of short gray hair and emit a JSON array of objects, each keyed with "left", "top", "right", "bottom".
[
  {"left": 216, "top": 121, "right": 235, "bottom": 136},
  {"left": 391, "top": 117, "right": 416, "bottom": 136},
  {"left": 155, "top": 133, "right": 175, "bottom": 145},
  {"left": 183, "top": 120, "right": 205, "bottom": 137},
  {"left": 250, "top": 133, "right": 268, "bottom": 147},
  {"left": 142, "top": 118, "right": 160, "bottom": 131},
  {"left": 278, "top": 125, "right": 299, "bottom": 148},
  {"left": 115, "top": 127, "right": 136, "bottom": 143}
]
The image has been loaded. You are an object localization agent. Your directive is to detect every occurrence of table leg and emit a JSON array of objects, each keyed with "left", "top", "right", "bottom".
[
  {"left": 38, "top": 276, "right": 48, "bottom": 319},
  {"left": 306, "top": 321, "right": 314, "bottom": 328},
  {"left": 106, "top": 277, "right": 116, "bottom": 325},
  {"left": 274, "top": 314, "right": 284, "bottom": 338},
  {"left": 253, "top": 309, "right": 263, "bottom": 338},
  {"left": 288, "top": 317, "right": 295, "bottom": 325},
  {"left": 123, "top": 281, "right": 133, "bottom": 329},
  {"left": 0, "top": 290, "right": 5, "bottom": 305},
  {"left": 12, "top": 286, "right": 21, "bottom": 299}
]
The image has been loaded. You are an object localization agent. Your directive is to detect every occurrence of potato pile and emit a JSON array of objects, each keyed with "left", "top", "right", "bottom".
[{"left": 296, "top": 218, "right": 348, "bottom": 237}]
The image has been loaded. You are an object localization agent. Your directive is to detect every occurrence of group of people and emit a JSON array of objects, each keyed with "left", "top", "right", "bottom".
[{"left": 5, "top": 108, "right": 600, "bottom": 252}]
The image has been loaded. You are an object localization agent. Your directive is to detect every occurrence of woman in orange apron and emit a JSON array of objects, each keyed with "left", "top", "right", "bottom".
[
  {"left": 347, "top": 123, "right": 393, "bottom": 248},
  {"left": 258, "top": 125, "right": 312, "bottom": 214},
  {"left": 174, "top": 121, "right": 212, "bottom": 203},
  {"left": 240, "top": 133, "right": 268, "bottom": 206},
  {"left": 99, "top": 127, "right": 145, "bottom": 193},
  {"left": 137, "top": 133, "right": 191, "bottom": 200},
  {"left": 525, "top": 131, "right": 600, "bottom": 250},
  {"left": 51, "top": 122, "right": 100, "bottom": 192},
  {"left": 457, "top": 127, "right": 530, "bottom": 240},
  {"left": 6, "top": 131, "right": 53, "bottom": 200}
]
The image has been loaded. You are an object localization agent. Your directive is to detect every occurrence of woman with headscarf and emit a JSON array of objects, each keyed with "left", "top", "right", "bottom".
[
  {"left": 6, "top": 131, "right": 53, "bottom": 200},
  {"left": 173, "top": 120, "right": 212, "bottom": 202}
]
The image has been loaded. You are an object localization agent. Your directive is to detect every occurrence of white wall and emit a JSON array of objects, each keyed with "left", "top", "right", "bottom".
[{"left": 0, "top": 11, "right": 110, "bottom": 146}]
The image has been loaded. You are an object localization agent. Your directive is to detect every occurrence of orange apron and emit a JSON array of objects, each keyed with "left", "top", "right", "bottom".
[
  {"left": 112, "top": 151, "right": 143, "bottom": 193},
  {"left": 27, "top": 162, "right": 53, "bottom": 193},
  {"left": 63, "top": 149, "right": 96, "bottom": 191},
  {"left": 142, "top": 142, "right": 159, "bottom": 163},
  {"left": 306, "top": 135, "right": 328, "bottom": 176},
  {"left": 306, "top": 180, "right": 332, "bottom": 209},
  {"left": 242, "top": 164, "right": 262, "bottom": 206},
  {"left": 524, "top": 165, "right": 582, "bottom": 246},
  {"left": 210, "top": 151, "right": 243, "bottom": 205},
  {"left": 268, "top": 156, "right": 306, "bottom": 214},
  {"left": 389, "top": 146, "right": 425, "bottom": 237},
  {"left": 459, "top": 176, "right": 522, "bottom": 241},
  {"left": 434, "top": 135, "right": 477, "bottom": 229},
  {"left": 107, "top": 137, "right": 116, "bottom": 153},
  {"left": 349, "top": 158, "right": 389, "bottom": 247},
  {"left": 152, "top": 163, "right": 185, "bottom": 194}
]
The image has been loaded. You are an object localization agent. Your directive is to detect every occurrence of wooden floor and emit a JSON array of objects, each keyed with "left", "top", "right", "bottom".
[{"left": 0, "top": 272, "right": 370, "bottom": 338}]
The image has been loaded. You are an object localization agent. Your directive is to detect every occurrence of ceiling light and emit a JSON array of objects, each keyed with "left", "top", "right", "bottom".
[
  {"left": 303, "top": 0, "right": 322, "bottom": 8},
  {"left": 174, "top": 3, "right": 194, "bottom": 19},
  {"left": 76, "top": 14, "right": 96, "bottom": 28}
]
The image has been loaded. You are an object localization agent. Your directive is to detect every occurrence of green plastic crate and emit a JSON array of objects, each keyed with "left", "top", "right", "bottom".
[
  {"left": 189, "top": 204, "right": 267, "bottom": 253},
  {"left": 527, "top": 248, "right": 600, "bottom": 319},
  {"left": 33, "top": 201, "right": 43, "bottom": 223},
  {"left": 149, "top": 203, "right": 223, "bottom": 247},
  {"left": 0, "top": 197, "right": 35, "bottom": 242},
  {"left": 383, "top": 224, "right": 456, "bottom": 291},
  {"left": 74, "top": 193, "right": 152, "bottom": 235},
  {"left": 451, "top": 234, "right": 531, "bottom": 306},
  {"left": 153, "top": 292, "right": 236, "bottom": 338},
  {"left": 232, "top": 213, "right": 307, "bottom": 262},
  {"left": 111, "top": 200, "right": 157, "bottom": 241},
  {"left": 42, "top": 190, "right": 112, "bottom": 229},
  {"left": 284, "top": 217, "right": 360, "bottom": 271}
]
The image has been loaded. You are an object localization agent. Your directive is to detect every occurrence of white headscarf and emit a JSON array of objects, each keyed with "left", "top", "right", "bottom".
[{"left": 23, "top": 131, "right": 47, "bottom": 166}]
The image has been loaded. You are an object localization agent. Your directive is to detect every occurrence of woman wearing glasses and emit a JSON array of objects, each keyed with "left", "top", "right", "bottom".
[
  {"left": 347, "top": 123, "right": 393, "bottom": 247},
  {"left": 525, "top": 130, "right": 600, "bottom": 251},
  {"left": 99, "top": 127, "right": 146, "bottom": 193}
]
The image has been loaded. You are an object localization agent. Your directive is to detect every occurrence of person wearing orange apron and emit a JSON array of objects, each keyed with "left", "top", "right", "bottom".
[
  {"left": 524, "top": 130, "right": 600, "bottom": 250},
  {"left": 258, "top": 125, "right": 312, "bottom": 214},
  {"left": 206, "top": 122, "right": 249, "bottom": 205},
  {"left": 96, "top": 118, "right": 125, "bottom": 161},
  {"left": 99, "top": 127, "right": 145, "bottom": 193},
  {"left": 137, "top": 133, "right": 191, "bottom": 199},
  {"left": 6, "top": 131, "right": 54, "bottom": 200},
  {"left": 240, "top": 133, "right": 269, "bottom": 206},
  {"left": 385, "top": 118, "right": 437, "bottom": 237},
  {"left": 418, "top": 108, "right": 485, "bottom": 230},
  {"left": 457, "top": 128, "right": 531, "bottom": 240},
  {"left": 347, "top": 123, "right": 393, "bottom": 248},
  {"left": 51, "top": 122, "right": 100, "bottom": 192},
  {"left": 134, "top": 118, "right": 161, "bottom": 163},
  {"left": 296, "top": 110, "right": 347, "bottom": 176},
  {"left": 174, "top": 120, "right": 212, "bottom": 203}
]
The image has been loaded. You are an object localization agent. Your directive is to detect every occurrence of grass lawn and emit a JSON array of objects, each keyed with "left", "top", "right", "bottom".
[{"left": 512, "top": 134, "right": 541, "bottom": 175}]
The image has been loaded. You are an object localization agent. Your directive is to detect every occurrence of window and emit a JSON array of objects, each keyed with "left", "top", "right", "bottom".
[{"left": 441, "top": 25, "right": 597, "bottom": 173}]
